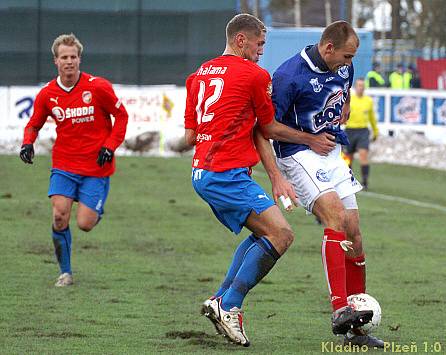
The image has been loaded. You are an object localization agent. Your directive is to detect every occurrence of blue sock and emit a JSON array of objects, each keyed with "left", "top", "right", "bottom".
[
  {"left": 221, "top": 236, "right": 280, "bottom": 310},
  {"left": 215, "top": 234, "right": 257, "bottom": 298},
  {"left": 52, "top": 226, "right": 72, "bottom": 274}
]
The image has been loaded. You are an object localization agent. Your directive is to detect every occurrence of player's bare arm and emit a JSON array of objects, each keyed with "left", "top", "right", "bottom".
[
  {"left": 340, "top": 91, "right": 351, "bottom": 124},
  {"left": 184, "top": 128, "right": 197, "bottom": 147},
  {"left": 253, "top": 125, "right": 297, "bottom": 209},
  {"left": 259, "top": 119, "right": 336, "bottom": 156}
]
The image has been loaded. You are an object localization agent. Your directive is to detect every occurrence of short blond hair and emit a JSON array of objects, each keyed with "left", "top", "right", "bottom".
[{"left": 51, "top": 33, "right": 83, "bottom": 57}]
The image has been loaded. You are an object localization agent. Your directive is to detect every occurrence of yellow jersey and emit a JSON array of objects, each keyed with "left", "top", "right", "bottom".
[{"left": 346, "top": 94, "right": 379, "bottom": 137}]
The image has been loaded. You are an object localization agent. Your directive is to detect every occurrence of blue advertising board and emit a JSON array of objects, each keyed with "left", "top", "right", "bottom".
[
  {"left": 433, "top": 98, "right": 446, "bottom": 125},
  {"left": 390, "top": 96, "right": 427, "bottom": 124},
  {"left": 371, "top": 95, "right": 385, "bottom": 123}
]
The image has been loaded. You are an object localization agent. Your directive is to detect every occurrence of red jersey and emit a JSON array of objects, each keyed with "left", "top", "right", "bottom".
[
  {"left": 184, "top": 55, "right": 274, "bottom": 172},
  {"left": 23, "top": 72, "right": 128, "bottom": 177}
]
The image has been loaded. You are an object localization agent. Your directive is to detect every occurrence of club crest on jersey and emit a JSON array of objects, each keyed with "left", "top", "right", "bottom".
[
  {"left": 316, "top": 169, "right": 330, "bottom": 182},
  {"left": 82, "top": 91, "right": 92, "bottom": 104},
  {"left": 337, "top": 65, "right": 350, "bottom": 79},
  {"left": 51, "top": 106, "right": 65, "bottom": 122},
  {"left": 313, "top": 90, "right": 346, "bottom": 131},
  {"left": 310, "top": 78, "right": 323, "bottom": 92}
]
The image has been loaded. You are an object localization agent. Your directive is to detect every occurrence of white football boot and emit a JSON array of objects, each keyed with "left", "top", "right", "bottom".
[
  {"left": 208, "top": 297, "right": 250, "bottom": 347},
  {"left": 201, "top": 297, "right": 225, "bottom": 336},
  {"left": 55, "top": 273, "right": 73, "bottom": 287}
]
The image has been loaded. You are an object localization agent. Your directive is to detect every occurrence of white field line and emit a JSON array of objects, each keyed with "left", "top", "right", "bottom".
[
  {"left": 252, "top": 170, "right": 446, "bottom": 213},
  {"left": 360, "top": 191, "right": 446, "bottom": 213}
]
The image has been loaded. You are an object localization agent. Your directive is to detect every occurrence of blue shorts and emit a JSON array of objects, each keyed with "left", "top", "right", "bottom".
[
  {"left": 48, "top": 169, "right": 110, "bottom": 216},
  {"left": 192, "top": 168, "right": 275, "bottom": 234}
]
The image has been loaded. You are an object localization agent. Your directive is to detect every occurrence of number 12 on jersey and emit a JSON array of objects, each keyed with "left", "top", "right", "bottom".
[{"left": 195, "top": 78, "right": 224, "bottom": 124}]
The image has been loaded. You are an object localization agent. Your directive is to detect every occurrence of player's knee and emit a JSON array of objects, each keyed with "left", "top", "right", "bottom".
[
  {"left": 349, "top": 236, "right": 363, "bottom": 255},
  {"left": 280, "top": 226, "right": 295, "bottom": 251},
  {"left": 325, "top": 209, "right": 348, "bottom": 231},
  {"left": 53, "top": 211, "right": 69, "bottom": 230},
  {"left": 77, "top": 221, "right": 94, "bottom": 232}
]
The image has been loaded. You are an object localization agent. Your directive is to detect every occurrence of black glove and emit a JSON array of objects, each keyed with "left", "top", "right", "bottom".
[
  {"left": 97, "top": 147, "right": 114, "bottom": 167},
  {"left": 20, "top": 144, "right": 34, "bottom": 164}
]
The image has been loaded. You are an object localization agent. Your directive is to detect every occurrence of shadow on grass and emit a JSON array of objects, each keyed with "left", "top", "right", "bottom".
[{"left": 165, "top": 330, "right": 238, "bottom": 349}]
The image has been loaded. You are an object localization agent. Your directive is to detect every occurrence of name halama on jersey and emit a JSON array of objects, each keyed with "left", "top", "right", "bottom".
[{"left": 196, "top": 65, "right": 228, "bottom": 76}]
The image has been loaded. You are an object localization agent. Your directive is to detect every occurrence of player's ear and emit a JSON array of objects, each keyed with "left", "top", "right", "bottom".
[
  {"left": 235, "top": 32, "right": 246, "bottom": 47},
  {"left": 325, "top": 42, "right": 335, "bottom": 54}
]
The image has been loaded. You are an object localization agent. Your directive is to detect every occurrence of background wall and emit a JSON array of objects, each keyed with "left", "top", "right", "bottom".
[
  {"left": 260, "top": 27, "right": 373, "bottom": 79},
  {"left": 0, "top": 0, "right": 237, "bottom": 86}
]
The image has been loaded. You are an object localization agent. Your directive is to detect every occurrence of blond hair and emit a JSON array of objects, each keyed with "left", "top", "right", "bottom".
[{"left": 51, "top": 33, "right": 83, "bottom": 57}]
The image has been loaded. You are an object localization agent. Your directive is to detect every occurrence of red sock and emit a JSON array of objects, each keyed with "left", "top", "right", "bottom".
[
  {"left": 345, "top": 254, "right": 366, "bottom": 296},
  {"left": 322, "top": 228, "right": 348, "bottom": 311}
]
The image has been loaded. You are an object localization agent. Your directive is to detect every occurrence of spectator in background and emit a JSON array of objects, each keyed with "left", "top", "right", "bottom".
[
  {"left": 344, "top": 78, "right": 379, "bottom": 190},
  {"left": 365, "top": 62, "right": 386, "bottom": 88},
  {"left": 403, "top": 65, "right": 413, "bottom": 89},
  {"left": 438, "top": 71, "right": 446, "bottom": 90},
  {"left": 20, "top": 33, "right": 129, "bottom": 287},
  {"left": 389, "top": 63, "right": 408, "bottom": 89},
  {"left": 407, "top": 64, "right": 421, "bottom": 88}
]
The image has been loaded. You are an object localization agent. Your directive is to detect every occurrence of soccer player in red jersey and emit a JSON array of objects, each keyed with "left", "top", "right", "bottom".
[
  {"left": 20, "top": 34, "right": 128, "bottom": 287},
  {"left": 184, "top": 14, "right": 336, "bottom": 346}
]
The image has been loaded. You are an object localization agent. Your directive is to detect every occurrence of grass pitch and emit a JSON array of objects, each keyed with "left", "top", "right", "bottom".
[{"left": 0, "top": 155, "right": 445, "bottom": 354}]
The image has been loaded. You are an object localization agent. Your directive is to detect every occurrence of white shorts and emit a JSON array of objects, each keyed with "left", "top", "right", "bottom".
[{"left": 276, "top": 144, "right": 362, "bottom": 212}]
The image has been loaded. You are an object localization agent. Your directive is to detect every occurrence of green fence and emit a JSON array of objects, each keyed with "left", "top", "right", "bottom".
[{"left": 0, "top": 0, "right": 236, "bottom": 85}]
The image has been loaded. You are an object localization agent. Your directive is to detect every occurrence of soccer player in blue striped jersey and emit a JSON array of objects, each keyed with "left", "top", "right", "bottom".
[{"left": 271, "top": 21, "right": 384, "bottom": 348}]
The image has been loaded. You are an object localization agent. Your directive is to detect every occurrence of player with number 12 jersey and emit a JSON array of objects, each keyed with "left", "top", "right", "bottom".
[{"left": 184, "top": 54, "right": 274, "bottom": 172}]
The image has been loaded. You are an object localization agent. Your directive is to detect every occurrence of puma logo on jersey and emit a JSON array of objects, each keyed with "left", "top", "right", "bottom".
[
  {"left": 50, "top": 97, "right": 59, "bottom": 105},
  {"left": 257, "top": 193, "right": 269, "bottom": 200}
]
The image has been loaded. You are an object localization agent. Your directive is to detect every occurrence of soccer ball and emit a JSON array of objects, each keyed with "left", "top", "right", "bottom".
[{"left": 347, "top": 293, "right": 381, "bottom": 335}]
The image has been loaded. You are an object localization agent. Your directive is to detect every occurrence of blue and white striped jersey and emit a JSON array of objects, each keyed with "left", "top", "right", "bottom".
[{"left": 272, "top": 44, "right": 354, "bottom": 158}]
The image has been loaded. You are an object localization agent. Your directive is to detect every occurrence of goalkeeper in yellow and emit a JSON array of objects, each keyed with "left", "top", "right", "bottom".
[{"left": 344, "top": 78, "right": 379, "bottom": 190}]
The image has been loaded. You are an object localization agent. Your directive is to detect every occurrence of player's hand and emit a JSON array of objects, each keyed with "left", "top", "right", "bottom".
[
  {"left": 372, "top": 134, "right": 378, "bottom": 142},
  {"left": 97, "top": 147, "right": 114, "bottom": 167},
  {"left": 308, "top": 132, "right": 336, "bottom": 156},
  {"left": 271, "top": 174, "right": 299, "bottom": 211},
  {"left": 19, "top": 144, "right": 34, "bottom": 164}
]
